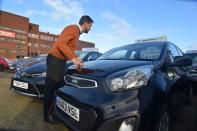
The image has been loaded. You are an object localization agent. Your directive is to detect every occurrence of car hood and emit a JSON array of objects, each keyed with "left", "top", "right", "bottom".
[
  {"left": 67, "top": 60, "right": 154, "bottom": 77},
  {"left": 21, "top": 61, "right": 73, "bottom": 74},
  {"left": 17, "top": 59, "right": 36, "bottom": 67},
  {"left": 21, "top": 61, "right": 47, "bottom": 74}
]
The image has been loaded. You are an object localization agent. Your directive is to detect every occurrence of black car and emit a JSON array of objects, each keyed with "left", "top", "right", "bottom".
[
  {"left": 15, "top": 55, "right": 48, "bottom": 71},
  {"left": 185, "top": 50, "right": 197, "bottom": 94},
  {"left": 8, "top": 58, "right": 23, "bottom": 71},
  {"left": 54, "top": 41, "right": 192, "bottom": 131},
  {"left": 10, "top": 51, "right": 102, "bottom": 98}
]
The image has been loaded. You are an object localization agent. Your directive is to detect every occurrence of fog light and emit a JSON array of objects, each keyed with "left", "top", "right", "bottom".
[{"left": 119, "top": 118, "right": 136, "bottom": 131}]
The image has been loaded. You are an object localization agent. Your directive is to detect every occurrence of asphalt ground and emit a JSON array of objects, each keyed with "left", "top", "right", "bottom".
[{"left": 0, "top": 71, "right": 196, "bottom": 131}]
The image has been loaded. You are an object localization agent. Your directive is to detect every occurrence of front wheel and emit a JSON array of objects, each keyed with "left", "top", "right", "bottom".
[{"left": 156, "top": 106, "right": 171, "bottom": 131}]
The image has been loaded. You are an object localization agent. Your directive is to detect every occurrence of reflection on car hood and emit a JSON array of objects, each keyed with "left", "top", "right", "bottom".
[
  {"left": 67, "top": 60, "right": 153, "bottom": 77},
  {"left": 21, "top": 61, "right": 74, "bottom": 74},
  {"left": 21, "top": 61, "right": 47, "bottom": 74}
]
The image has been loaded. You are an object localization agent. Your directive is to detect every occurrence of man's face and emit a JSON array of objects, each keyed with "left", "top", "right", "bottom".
[{"left": 84, "top": 22, "right": 92, "bottom": 33}]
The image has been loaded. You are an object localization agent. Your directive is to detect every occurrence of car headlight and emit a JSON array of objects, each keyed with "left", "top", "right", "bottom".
[
  {"left": 40, "top": 72, "right": 46, "bottom": 77},
  {"left": 32, "top": 72, "right": 46, "bottom": 77},
  {"left": 119, "top": 118, "right": 136, "bottom": 131},
  {"left": 107, "top": 65, "right": 153, "bottom": 91}
]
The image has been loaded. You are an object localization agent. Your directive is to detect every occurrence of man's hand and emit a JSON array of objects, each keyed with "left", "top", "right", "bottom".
[{"left": 72, "top": 57, "right": 84, "bottom": 70}]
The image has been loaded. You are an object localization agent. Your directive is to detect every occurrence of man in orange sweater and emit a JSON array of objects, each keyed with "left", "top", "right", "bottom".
[{"left": 43, "top": 15, "right": 93, "bottom": 124}]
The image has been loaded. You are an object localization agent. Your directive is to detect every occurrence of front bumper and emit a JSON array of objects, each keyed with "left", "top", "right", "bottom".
[
  {"left": 190, "top": 74, "right": 197, "bottom": 82},
  {"left": 55, "top": 94, "right": 98, "bottom": 131},
  {"left": 10, "top": 74, "right": 45, "bottom": 98},
  {"left": 54, "top": 90, "right": 140, "bottom": 131}
]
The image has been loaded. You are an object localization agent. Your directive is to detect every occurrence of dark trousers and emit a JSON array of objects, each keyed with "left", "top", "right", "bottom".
[{"left": 43, "top": 54, "right": 66, "bottom": 120}]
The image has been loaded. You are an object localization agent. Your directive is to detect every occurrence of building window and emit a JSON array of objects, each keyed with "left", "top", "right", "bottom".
[
  {"left": 16, "top": 33, "right": 26, "bottom": 39},
  {"left": 40, "top": 44, "right": 51, "bottom": 49},
  {"left": 0, "top": 37, "right": 25, "bottom": 44},
  {"left": 40, "top": 35, "right": 54, "bottom": 42},
  {"left": 28, "top": 33, "right": 39, "bottom": 39},
  {"left": 0, "top": 26, "right": 26, "bottom": 34},
  {"left": 16, "top": 43, "right": 25, "bottom": 49},
  {"left": 30, "top": 52, "right": 39, "bottom": 57},
  {"left": 29, "top": 43, "right": 40, "bottom": 48}
]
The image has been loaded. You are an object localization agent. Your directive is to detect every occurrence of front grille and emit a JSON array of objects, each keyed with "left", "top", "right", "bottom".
[
  {"left": 64, "top": 75, "right": 97, "bottom": 88},
  {"left": 11, "top": 79, "right": 39, "bottom": 95},
  {"left": 18, "top": 70, "right": 41, "bottom": 78},
  {"left": 55, "top": 94, "right": 97, "bottom": 131}
]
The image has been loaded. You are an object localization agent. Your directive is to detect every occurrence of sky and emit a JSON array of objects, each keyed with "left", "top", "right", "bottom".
[{"left": 1, "top": 0, "right": 197, "bottom": 53}]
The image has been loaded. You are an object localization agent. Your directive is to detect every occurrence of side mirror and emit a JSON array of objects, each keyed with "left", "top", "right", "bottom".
[{"left": 170, "top": 56, "right": 192, "bottom": 67}]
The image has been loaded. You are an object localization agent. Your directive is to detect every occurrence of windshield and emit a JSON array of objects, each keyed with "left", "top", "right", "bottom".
[
  {"left": 185, "top": 53, "right": 197, "bottom": 63},
  {"left": 75, "top": 51, "right": 82, "bottom": 56},
  {"left": 75, "top": 51, "right": 89, "bottom": 60},
  {"left": 98, "top": 42, "right": 164, "bottom": 61}
]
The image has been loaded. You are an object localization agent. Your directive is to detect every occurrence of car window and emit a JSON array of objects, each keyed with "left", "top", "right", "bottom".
[
  {"left": 79, "top": 52, "right": 89, "bottom": 59},
  {"left": 140, "top": 46, "right": 161, "bottom": 60},
  {"left": 176, "top": 47, "right": 183, "bottom": 56},
  {"left": 168, "top": 44, "right": 180, "bottom": 63},
  {"left": 185, "top": 53, "right": 197, "bottom": 63},
  {"left": 98, "top": 42, "right": 164, "bottom": 61},
  {"left": 106, "top": 50, "right": 128, "bottom": 59},
  {"left": 194, "top": 56, "right": 197, "bottom": 63},
  {"left": 87, "top": 53, "right": 100, "bottom": 60},
  {"left": 75, "top": 51, "right": 82, "bottom": 56}
]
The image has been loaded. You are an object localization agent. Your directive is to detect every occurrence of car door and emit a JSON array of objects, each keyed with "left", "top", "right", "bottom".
[{"left": 166, "top": 44, "right": 188, "bottom": 113}]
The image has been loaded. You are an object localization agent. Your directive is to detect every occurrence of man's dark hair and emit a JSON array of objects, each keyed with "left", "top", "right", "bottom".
[{"left": 79, "top": 15, "right": 94, "bottom": 25}]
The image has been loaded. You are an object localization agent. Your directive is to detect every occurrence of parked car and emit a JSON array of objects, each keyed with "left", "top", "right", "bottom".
[
  {"left": 54, "top": 41, "right": 192, "bottom": 131},
  {"left": 10, "top": 51, "right": 102, "bottom": 98},
  {"left": 15, "top": 55, "right": 47, "bottom": 71},
  {"left": 8, "top": 58, "right": 24, "bottom": 71},
  {"left": 185, "top": 50, "right": 197, "bottom": 94},
  {"left": 0, "top": 57, "right": 9, "bottom": 71}
]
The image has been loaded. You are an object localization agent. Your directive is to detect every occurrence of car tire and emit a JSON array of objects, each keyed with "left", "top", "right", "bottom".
[
  {"left": 156, "top": 105, "right": 171, "bottom": 131},
  {"left": 0, "top": 65, "right": 4, "bottom": 71}
]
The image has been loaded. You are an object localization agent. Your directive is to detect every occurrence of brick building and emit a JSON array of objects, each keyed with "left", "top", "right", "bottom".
[{"left": 0, "top": 10, "right": 95, "bottom": 60}]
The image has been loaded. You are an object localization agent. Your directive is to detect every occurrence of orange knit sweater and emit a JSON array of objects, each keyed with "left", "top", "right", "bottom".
[{"left": 49, "top": 25, "right": 80, "bottom": 61}]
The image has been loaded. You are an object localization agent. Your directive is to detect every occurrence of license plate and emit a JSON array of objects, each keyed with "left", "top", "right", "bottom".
[
  {"left": 10, "top": 67, "right": 14, "bottom": 70},
  {"left": 13, "top": 80, "right": 28, "bottom": 89},
  {"left": 56, "top": 97, "right": 80, "bottom": 121}
]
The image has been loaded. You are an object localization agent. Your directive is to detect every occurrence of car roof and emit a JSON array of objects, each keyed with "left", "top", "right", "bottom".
[{"left": 120, "top": 41, "right": 169, "bottom": 48}]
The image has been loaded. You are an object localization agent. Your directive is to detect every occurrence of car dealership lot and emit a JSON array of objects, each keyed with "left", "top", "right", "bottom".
[{"left": 0, "top": 72, "right": 196, "bottom": 131}]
